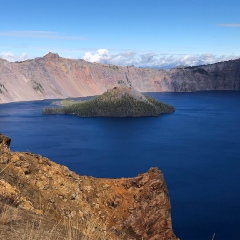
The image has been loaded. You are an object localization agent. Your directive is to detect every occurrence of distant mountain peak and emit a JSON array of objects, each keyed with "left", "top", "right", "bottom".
[{"left": 44, "top": 52, "right": 60, "bottom": 59}]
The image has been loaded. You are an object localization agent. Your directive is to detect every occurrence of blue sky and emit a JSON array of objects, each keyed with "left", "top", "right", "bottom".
[{"left": 1, "top": 0, "right": 240, "bottom": 67}]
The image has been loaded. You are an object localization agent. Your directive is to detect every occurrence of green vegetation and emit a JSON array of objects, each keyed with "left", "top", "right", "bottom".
[
  {"left": 43, "top": 87, "right": 175, "bottom": 117},
  {"left": 0, "top": 83, "right": 7, "bottom": 94},
  {"left": 185, "top": 66, "right": 208, "bottom": 75},
  {"left": 193, "top": 68, "right": 208, "bottom": 75},
  {"left": 104, "top": 64, "right": 119, "bottom": 70},
  {"left": 118, "top": 80, "right": 125, "bottom": 85},
  {"left": 32, "top": 80, "right": 44, "bottom": 93},
  {"left": 145, "top": 95, "right": 175, "bottom": 112}
]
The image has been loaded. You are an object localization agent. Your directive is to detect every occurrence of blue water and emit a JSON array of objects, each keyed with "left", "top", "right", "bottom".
[{"left": 0, "top": 91, "right": 240, "bottom": 240}]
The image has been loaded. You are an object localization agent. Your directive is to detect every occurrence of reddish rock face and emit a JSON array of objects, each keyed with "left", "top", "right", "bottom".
[
  {"left": 0, "top": 134, "right": 177, "bottom": 239},
  {"left": 0, "top": 54, "right": 240, "bottom": 103}
]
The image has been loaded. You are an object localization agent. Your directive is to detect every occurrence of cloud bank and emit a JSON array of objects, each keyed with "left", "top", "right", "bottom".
[
  {"left": 0, "top": 52, "right": 29, "bottom": 62},
  {"left": 83, "top": 49, "right": 239, "bottom": 68},
  {"left": 1, "top": 49, "right": 239, "bottom": 68}
]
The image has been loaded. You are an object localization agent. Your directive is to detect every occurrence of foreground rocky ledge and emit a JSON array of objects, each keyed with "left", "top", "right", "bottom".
[{"left": 0, "top": 134, "right": 177, "bottom": 239}]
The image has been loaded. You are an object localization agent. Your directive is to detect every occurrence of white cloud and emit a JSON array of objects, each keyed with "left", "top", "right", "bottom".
[
  {"left": 0, "top": 52, "right": 29, "bottom": 62},
  {"left": 83, "top": 49, "right": 240, "bottom": 68},
  {"left": 217, "top": 24, "right": 240, "bottom": 27},
  {"left": 1, "top": 49, "right": 239, "bottom": 67},
  {"left": 83, "top": 49, "right": 109, "bottom": 62}
]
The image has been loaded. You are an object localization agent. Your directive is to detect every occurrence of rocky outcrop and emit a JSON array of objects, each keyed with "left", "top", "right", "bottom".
[
  {"left": 1, "top": 53, "right": 239, "bottom": 103},
  {"left": 0, "top": 134, "right": 11, "bottom": 147},
  {"left": 0, "top": 134, "right": 177, "bottom": 239}
]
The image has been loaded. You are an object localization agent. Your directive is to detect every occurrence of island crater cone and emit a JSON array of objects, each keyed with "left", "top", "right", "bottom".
[
  {"left": 0, "top": 133, "right": 177, "bottom": 239},
  {"left": 43, "top": 86, "right": 175, "bottom": 117}
]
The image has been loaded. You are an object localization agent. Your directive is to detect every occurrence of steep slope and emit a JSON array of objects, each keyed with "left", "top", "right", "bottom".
[
  {"left": 0, "top": 53, "right": 240, "bottom": 103},
  {"left": 0, "top": 53, "right": 104, "bottom": 103},
  {"left": 167, "top": 59, "right": 240, "bottom": 91},
  {"left": 43, "top": 86, "right": 175, "bottom": 117},
  {"left": 0, "top": 134, "right": 177, "bottom": 239}
]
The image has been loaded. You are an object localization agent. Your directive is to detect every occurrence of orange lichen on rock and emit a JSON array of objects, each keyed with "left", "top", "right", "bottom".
[{"left": 0, "top": 133, "right": 177, "bottom": 239}]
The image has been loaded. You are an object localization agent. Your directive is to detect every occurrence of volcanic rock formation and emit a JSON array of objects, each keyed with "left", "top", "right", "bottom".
[
  {"left": 1, "top": 52, "right": 239, "bottom": 103},
  {"left": 0, "top": 133, "right": 177, "bottom": 240},
  {"left": 42, "top": 86, "right": 175, "bottom": 117}
]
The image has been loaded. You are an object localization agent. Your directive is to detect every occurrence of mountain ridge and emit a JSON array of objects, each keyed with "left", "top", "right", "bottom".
[{"left": 0, "top": 53, "right": 240, "bottom": 103}]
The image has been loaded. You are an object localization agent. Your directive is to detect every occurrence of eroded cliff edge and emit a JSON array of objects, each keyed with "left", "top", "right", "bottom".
[{"left": 0, "top": 134, "right": 177, "bottom": 240}]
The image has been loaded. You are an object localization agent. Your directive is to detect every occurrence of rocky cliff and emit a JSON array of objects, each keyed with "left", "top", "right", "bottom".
[
  {"left": 1, "top": 52, "right": 239, "bottom": 103},
  {"left": 0, "top": 134, "right": 177, "bottom": 239}
]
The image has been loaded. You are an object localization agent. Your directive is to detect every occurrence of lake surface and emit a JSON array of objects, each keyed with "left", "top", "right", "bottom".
[{"left": 1, "top": 91, "right": 240, "bottom": 240}]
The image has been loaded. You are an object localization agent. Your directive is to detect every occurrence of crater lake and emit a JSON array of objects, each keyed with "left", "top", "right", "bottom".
[{"left": 1, "top": 91, "right": 240, "bottom": 240}]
